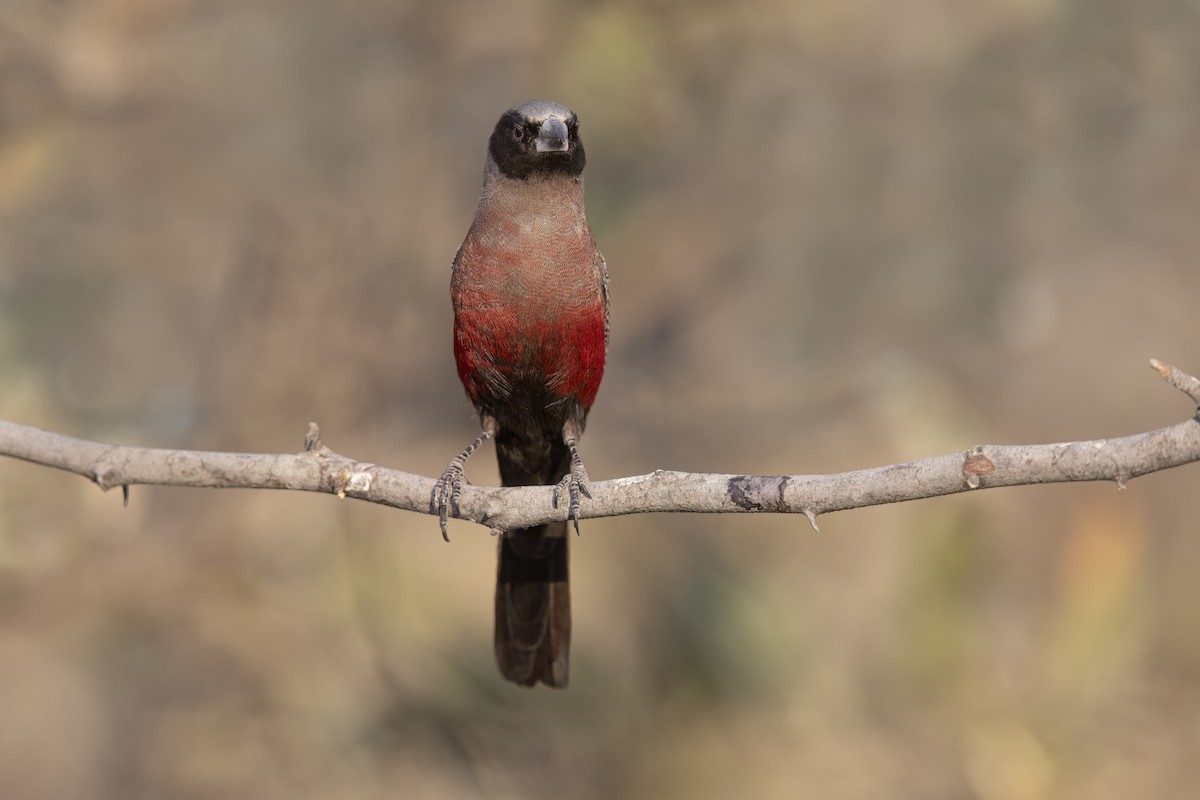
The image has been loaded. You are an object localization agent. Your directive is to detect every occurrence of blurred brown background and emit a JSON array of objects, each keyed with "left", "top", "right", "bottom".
[{"left": 2, "top": 1, "right": 1200, "bottom": 798}]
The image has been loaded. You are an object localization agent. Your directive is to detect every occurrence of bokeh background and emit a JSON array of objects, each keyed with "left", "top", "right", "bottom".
[{"left": 2, "top": 1, "right": 1200, "bottom": 797}]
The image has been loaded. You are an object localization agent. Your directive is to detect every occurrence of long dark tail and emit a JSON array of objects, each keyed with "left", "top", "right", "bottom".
[{"left": 494, "top": 431, "right": 571, "bottom": 688}]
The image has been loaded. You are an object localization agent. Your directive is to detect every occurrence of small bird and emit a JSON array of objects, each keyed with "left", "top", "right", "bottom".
[{"left": 433, "top": 100, "right": 608, "bottom": 688}]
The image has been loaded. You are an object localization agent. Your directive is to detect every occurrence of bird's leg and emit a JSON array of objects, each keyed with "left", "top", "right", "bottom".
[
  {"left": 553, "top": 418, "right": 592, "bottom": 535},
  {"left": 432, "top": 418, "right": 495, "bottom": 541}
]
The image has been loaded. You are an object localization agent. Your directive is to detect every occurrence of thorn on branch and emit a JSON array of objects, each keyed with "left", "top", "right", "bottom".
[
  {"left": 803, "top": 507, "right": 820, "bottom": 531},
  {"left": 122, "top": 485, "right": 129, "bottom": 507},
  {"left": 304, "top": 422, "right": 323, "bottom": 453}
]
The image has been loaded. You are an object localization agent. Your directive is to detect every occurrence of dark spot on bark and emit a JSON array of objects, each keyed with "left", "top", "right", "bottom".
[{"left": 727, "top": 475, "right": 791, "bottom": 512}]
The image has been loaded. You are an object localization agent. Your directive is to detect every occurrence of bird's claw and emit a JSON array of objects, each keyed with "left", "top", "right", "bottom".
[
  {"left": 431, "top": 427, "right": 494, "bottom": 542},
  {"left": 553, "top": 463, "right": 591, "bottom": 535},
  {"left": 431, "top": 460, "right": 467, "bottom": 542}
]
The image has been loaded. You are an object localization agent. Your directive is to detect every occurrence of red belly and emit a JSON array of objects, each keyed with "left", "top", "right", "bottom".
[{"left": 453, "top": 299, "right": 606, "bottom": 411}]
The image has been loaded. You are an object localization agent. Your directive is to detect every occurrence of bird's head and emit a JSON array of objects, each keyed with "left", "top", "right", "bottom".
[{"left": 487, "top": 100, "right": 586, "bottom": 181}]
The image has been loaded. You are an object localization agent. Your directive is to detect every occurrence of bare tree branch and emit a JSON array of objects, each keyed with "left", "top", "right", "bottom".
[{"left": 2, "top": 360, "right": 1198, "bottom": 532}]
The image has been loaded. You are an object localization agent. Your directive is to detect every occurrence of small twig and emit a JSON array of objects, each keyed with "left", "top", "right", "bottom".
[{"left": 1150, "top": 358, "right": 1200, "bottom": 406}]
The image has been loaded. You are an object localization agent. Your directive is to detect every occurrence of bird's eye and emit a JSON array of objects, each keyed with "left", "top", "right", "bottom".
[{"left": 512, "top": 125, "right": 525, "bottom": 141}]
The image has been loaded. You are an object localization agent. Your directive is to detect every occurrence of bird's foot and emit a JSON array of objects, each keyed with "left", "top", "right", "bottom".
[
  {"left": 553, "top": 434, "right": 592, "bottom": 534},
  {"left": 431, "top": 428, "right": 493, "bottom": 541},
  {"left": 431, "top": 460, "right": 466, "bottom": 542}
]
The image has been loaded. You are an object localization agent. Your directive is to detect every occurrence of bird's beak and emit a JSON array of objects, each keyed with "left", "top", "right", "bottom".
[{"left": 535, "top": 116, "right": 570, "bottom": 153}]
